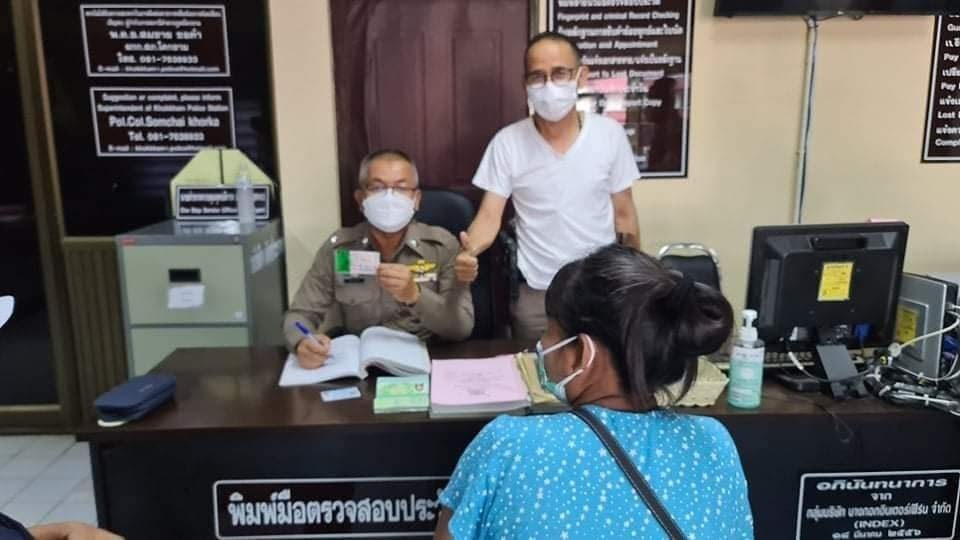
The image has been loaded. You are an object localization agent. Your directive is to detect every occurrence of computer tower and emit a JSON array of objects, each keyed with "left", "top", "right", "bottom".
[{"left": 896, "top": 273, "right": 959, "bottom": 378}]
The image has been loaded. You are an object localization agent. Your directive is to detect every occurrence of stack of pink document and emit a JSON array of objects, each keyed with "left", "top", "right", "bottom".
[{"left": 429, "top": 355, "right": 531, "bottom": 417}]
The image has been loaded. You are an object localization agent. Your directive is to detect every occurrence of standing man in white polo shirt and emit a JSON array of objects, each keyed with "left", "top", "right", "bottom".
[{"left": 455, "top": 31, "right": 641, "bottom": 341}]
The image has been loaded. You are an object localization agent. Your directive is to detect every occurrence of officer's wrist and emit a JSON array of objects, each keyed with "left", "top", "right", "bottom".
[{"left": 399, "top": 282, "right": 421, "bottom": 306}]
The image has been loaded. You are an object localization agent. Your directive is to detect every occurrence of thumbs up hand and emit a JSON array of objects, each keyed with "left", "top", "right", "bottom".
[{"left": 455, "top": 231, "right": 480, "bottom": 284}]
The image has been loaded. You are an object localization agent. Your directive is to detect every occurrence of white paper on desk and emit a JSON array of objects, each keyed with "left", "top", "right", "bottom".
[
  {"left": 278, "top": 326, "right": 429, "bottom": 387},
  {"left": 349, "top": 251, "right": 380, "bottom": 275},
  {"left": 279, "top": 335, "right": 362, "bottom": 386},
  {"left": 167, "top": 284, "right": 205, "bottom": 309}
]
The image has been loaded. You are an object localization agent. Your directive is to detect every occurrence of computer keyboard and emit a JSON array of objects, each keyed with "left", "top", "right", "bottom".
[{"left": 709, "top": 351, "right": 816, "bottom": 370}]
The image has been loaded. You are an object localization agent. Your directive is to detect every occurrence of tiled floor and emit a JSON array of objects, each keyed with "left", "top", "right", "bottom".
[{"left": 0, "top": 435, "right": 96, "bottom": 527}]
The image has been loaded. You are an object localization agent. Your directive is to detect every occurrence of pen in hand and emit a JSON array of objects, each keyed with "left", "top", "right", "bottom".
[{"left": 294, "top": 322, "right": 331, "bottom": 369}]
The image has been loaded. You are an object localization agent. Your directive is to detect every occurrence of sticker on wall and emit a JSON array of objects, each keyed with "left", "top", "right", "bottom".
[
  {"left": 923, "top": 15, "right": 960, "bottom": 162},
  {"left": 549, "top": 0, "right": 695, "bottom": 178}
]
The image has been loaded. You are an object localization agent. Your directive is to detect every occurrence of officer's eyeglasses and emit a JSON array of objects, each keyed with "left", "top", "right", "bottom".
[
  {"left": 525, "top": 66, "right": 579, "bottom": 89},
  {"left": 364, "top": 184, "right": 418, "bottom": 198}
]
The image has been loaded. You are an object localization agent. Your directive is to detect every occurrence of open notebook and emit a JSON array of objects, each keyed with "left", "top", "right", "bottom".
[
  {"left": 429, "top": 355, "right": 531, "bottom": 417},
  {"left": 279, "top": 326, "right": 430, "bottom": 387}
]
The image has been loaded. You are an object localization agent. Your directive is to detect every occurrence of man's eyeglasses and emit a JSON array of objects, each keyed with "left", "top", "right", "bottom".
[
  {"left": 525, "top": 66, "right": 579, "bottom": 89},
  {"left": 364, "top": 184, "right": 417, "bottom": 198}
]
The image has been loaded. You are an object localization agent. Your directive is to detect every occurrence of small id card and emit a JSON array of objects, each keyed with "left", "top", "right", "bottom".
[
  {"left": 320, "top": 387, "right": 362, "bottom": 402},
  {"left": 335, "top": 250, "right": 380, "bottom": 275}
]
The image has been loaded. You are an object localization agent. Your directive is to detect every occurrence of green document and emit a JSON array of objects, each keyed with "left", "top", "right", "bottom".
[{"left": 373, "top": 375, "right": 430, "bottom": 414}]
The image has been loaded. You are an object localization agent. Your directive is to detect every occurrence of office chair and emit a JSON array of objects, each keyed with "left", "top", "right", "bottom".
[
  {"left": 657, "top": 243, "right": 722, "bottom": 292},
  {"left": 415, "top": 190, "right": 498, "bottom": 339}
]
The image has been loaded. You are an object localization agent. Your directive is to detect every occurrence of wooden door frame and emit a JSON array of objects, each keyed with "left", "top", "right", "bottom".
[{"left": 2, "top": 0, "right": 80, "bottom": 431}]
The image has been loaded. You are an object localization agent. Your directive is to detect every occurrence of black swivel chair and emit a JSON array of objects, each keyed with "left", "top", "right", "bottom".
[
  {"left": 414, "top": 189, "right": 497, "bottom": 339},
  {"left": 657, "top": 243, "right": 722, "bottom": 292}
]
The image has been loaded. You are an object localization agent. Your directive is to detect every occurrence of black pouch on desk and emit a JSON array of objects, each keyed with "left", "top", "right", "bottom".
[{"left": 94, "top": 374, "right": 176, "bottom": 427}]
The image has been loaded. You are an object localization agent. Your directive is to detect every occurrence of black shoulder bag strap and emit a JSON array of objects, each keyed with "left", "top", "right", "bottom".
[{"left": 571, "top": 407, "right": 687, "bottom": 540}]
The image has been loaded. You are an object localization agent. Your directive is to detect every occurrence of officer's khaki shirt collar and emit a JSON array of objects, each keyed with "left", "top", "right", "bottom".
[{"left": 358, "top": 220, "right": 428, "bottom": 260}]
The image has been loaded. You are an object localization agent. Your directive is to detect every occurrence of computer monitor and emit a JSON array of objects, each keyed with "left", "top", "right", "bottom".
[{"left": 746, "top": 222, "right": 909, "bottom": 398}]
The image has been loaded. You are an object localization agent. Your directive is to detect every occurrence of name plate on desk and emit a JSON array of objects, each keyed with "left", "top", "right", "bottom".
[
  {"left": 213, "top": 476, "right": 448, "bottom": 538},
  {"left": 176, "top": 185, "right": 269, "bottom": 221},
  {"left": 796, "top": 470, "right": 960, "bottom": 540}
]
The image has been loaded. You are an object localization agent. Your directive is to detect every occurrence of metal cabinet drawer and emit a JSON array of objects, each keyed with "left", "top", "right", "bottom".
[{"left": 121, "top": 245, "right": 247, "bottom": 325}]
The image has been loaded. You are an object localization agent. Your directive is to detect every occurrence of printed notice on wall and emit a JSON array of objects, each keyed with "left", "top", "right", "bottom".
[
  {"left": 550, "top": 0, "right": 694, "bottom": 178},
  {"left": 212, "top": 476, "right": 447, "bottom": 538},
  {"left": 795, "top": 470, "right": 960, "bottom": 540},
  {"left": 80, "top": 4, "right": 230, "bottom": 77},
  {"left": 924, "top": 16, "right": 960, "bottom": 162},
  {"left": 90, "top": 87, "right": 235, "bottom": 157}
]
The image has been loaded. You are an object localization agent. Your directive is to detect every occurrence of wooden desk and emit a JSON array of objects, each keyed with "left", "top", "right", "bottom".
[{"left": 78, "top": 344, "right": 960, "bottom": 539}]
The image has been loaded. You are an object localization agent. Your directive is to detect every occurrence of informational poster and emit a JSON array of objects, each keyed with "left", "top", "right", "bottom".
[
  {"left": 550, "top": 0, "right": 694, "bottom": 178},
  {"left": 90, "top": 87, "right": 235, "bottom": 156},
  {"left": 924, "top": 15, "right": 960, "bottom": 162},
  {"left": 40, "top": 0, "right": 275, "bottom": 236},
  {"left": 795, "top": 470, "right": 960, "bottom": 540},
  {"left": 212, "top": 477, "right": 447, "bottom": 538},
  {"left": 80, "top": 4, "right": 230, "bottom": 76}
]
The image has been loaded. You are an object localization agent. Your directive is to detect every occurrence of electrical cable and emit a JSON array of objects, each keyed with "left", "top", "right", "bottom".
[
  {"left": 890, "top": 309, "right": 960, "bottom": 382},
  {"left": 761, "top": 391, "right": 855, "bottom": 444},
  {"left": 793, "top": 16, "right": 819, "bottom": 224},
  {"left": 864, "top": 356, "right": 960, "bottom": 417},
  {"left": 786, "top": 349, "right": 875, "bottom": 384},
  {"left": 895, "top": 313, "right": 960, "bottom": 351}
]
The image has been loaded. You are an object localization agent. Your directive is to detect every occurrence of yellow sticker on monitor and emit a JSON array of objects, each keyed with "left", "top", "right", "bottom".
[
  {"left": 896, "top": 306, "right": 919, "bottom": 343},
  {"left": 818, "top": 262, "right": 854, "bottom": 302}
]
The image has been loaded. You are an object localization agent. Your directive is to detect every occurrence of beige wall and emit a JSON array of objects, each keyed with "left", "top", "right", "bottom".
[
  {"left": 804, "top": 18, "right": 957, "bottom": 277},
  {"left": 269, "top": 0, "right": 341, "bottom": 294},
  {"left": 271, "top": 0, "right": 960, "bottom": 313},
  {"left": 634, "top": 2, "right": 806, "bottom": 312}
]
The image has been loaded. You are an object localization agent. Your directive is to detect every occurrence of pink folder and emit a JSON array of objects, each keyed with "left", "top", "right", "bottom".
[{"left": 430, "top": 355, "right": 530, "bottom": 414}]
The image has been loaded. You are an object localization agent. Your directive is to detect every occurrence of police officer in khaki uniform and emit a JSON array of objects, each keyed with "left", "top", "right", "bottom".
[{"left": 283, "top": 149, "right": 474, "bottom": 368}]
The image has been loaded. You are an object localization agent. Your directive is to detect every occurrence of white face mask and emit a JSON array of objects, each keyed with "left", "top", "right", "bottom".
[
  {"left": 362, "top": 190, "right": 415, "bottom": 233},
  {"left": 527, "top": 67, "right": 581, "bottom": 122}
]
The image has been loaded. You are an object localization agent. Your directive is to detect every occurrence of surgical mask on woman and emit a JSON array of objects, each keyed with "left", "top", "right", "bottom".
[
  {"left": 362, "top": 189, "right": 415, "bottom": 233},
  {"left": 535, "top": 334, "right": 596, "bottom": 403}
]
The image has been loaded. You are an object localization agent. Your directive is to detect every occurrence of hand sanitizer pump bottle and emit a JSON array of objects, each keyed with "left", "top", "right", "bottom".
[
  {"left": 727, "top": 309, "right": 765, "bottom": 409},
  {"left": 235, "top": 165, "right": 255, "bottom": 226}
]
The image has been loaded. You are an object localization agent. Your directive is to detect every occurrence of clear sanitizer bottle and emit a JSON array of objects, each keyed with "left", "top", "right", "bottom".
[
  {"left": 727, "top": 309, "right": 765, "bottom": 409},
  {"left": 235, "top": 165, "right": 256, "bottom": 226}
]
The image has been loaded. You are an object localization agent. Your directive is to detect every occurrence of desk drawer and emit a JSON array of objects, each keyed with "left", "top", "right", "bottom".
[{"left": 121, "top": 245, "right": 247, "bottom": 325}]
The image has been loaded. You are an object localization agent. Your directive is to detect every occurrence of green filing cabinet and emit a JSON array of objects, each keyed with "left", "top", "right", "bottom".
[{"left": 116, "top": 220, "right": 286, "bottom": 375}]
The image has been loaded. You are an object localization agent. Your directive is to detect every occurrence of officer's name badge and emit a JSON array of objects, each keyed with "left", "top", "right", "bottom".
[{"left": 409, "top": 260, "right": 438, "bottom": 283}]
